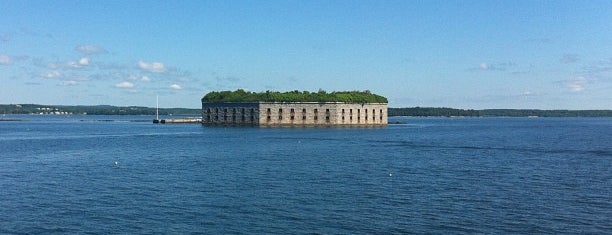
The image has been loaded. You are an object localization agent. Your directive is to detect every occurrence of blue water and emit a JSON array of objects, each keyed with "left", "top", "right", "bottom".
[{"left": 1, "top": 116, "right": 611, "bottom": 234}]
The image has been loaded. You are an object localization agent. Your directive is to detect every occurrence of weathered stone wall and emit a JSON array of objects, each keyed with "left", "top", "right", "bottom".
[
  {"left": 258, "top": 102, "right": 387, "bottom": 126},
  {"left": 202, "top": 102, "right": 260, "bottom": 125},
  {"left": 202, "top": 102, "right": 387, "bottom": 126}
]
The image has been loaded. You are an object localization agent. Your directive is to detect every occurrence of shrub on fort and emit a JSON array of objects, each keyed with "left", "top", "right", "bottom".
[{"left": 202, "top": 89, "right": 388, "bottom": 103}]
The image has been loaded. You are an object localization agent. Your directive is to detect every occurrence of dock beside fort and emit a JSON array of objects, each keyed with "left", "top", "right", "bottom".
[{"left": 153, "top": 117, "right": 202, "bottom": 124}]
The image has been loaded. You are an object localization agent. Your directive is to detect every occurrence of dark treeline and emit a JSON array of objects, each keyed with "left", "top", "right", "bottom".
[
  {"left": 202, "top": 89, "right": 388, "bottom": 103},
  {"left": 478, "top": 109, "right": 612, "bottom": 117},
  {"left": 0, "top": 104, "right": 200, "bottom": 115},
  {"left": 389, "top": 107, "right": 480, "bottom": 117},
  {"left": 389, "top": 107, "right": 612, "bottom": 117}
]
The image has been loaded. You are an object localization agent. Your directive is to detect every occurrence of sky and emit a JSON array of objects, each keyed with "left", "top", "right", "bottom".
[{"left": 1, "top": 1, "right": 611, "bottom": 109}]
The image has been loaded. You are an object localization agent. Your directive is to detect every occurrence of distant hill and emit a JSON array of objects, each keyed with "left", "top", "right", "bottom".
[
  {"left": 0, "top": 104, "right": 200, "bottom": 115},
  {"left": 389, "top": 107, "right": 612, "bottom": 117}
]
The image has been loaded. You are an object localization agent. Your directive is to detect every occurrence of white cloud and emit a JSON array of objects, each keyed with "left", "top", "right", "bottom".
[
  {"left": 138, "top": 61, "right": 167, "bottom": 73},
  {"left": 128, "top": 75, "right": 151, "bottom": 82},
  {"left": 565, "top": 77, "right": 589, "bottom": 92},
  {"left": 0, "top": 54, "right": 12, "bottom": 65},
  {"left": 479, "top": 62, "right": 489, "bottom": 70},
  {"left": 67, "top": 61, "right": 82, "bottom": 68},
  {"left": 115, "top": 81, "right": 134, "bottom": 89},
  {"left": 42, "top": 71, "right": 62, "bottom": 79},
  {"left": 60, "top": 81, "right": 78, "bottom": 86},
  {"left": 76, "top": 45, "right": 106, "bottom": 54},
  {"left": 50, "top": 57, "right": 90, "bottom": 69},
  {"left": 79, "top": 57, "right": 90, "bottom": 66},
  {"left": 170, "top": 84, "right": 182, "bottom": 90},
  {"left": 476, "top": 62, "right": 517, "bottom": 71}
]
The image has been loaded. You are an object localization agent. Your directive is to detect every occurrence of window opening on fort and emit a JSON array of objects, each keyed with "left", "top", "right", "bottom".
[
  {"left": 302, "top": 108, "right": 306, "bottom": 113},
  {"left": 279, "top": 108, "right": 283, "bottom": 113}
]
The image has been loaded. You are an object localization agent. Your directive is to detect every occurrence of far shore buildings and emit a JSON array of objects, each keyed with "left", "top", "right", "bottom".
[{"left": 201, "top": 90, "right": 388, "bottom": 126}]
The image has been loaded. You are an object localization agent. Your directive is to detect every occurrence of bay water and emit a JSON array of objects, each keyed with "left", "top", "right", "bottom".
[{"left": 1, "top": 116, "right": 610, "bottom": 234}]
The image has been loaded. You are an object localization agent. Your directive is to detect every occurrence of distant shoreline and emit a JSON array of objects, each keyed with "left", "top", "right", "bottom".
[{"left": 2, "top": 104, "right": 612, "bottom": 117}]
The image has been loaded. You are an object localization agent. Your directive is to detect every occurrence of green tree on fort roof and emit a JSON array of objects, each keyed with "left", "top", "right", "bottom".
[{"left": 201, "top": 90, "right": 388, "bottom": 103}]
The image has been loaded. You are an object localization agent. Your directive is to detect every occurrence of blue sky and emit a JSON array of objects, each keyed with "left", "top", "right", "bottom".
[{"left": 1, "top": 1, "right": 611, "bottom": 109}]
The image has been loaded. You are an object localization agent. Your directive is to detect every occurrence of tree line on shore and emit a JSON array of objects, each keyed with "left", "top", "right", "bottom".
[
  {"left": 388, "top": 107, "right": 612, "bottom": 117},
  {"left": 0, "top": 104, "right": 198, "bottom": 116}
]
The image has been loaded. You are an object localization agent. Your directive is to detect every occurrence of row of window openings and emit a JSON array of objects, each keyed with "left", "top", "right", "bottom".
[
  {"left": 206, "top": 108, "right": 383, "bottom": 115},
  {"left": 267, "top": 108, "right": 330, "bottom": 114},
  {"left": 340, "top": 116, "right": 384, "bottom": 121},
  {"left": 206, "top": 107, "right": 383, "bottom": 122},
  {"left": 206, "top": 115, "right": 256, "bottom": 122},
  {"left": 267, "top": 115, "right": 330, "bottom": 121},
  {"left": 267, "top": 108, "right": 383, "bottom": 115},
  {"left": 205, "top": 108, "right": 255, "bottom": 114}
]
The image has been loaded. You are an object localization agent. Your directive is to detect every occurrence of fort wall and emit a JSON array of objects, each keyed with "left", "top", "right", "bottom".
[{"left": 202, "top": 102, "right": 387, "bottom": 126}]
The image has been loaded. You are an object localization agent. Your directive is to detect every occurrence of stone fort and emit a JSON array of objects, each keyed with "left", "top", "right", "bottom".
[{"left": 201, "top": 90, "right": 388, "bottom": 126}]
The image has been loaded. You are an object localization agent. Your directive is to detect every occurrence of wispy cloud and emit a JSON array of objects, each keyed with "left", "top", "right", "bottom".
[
  {"left": 76, "top": 45, "right": 106, "bottom": 55},
  {"left": 472, "top": 61, "right": 517, "bottom": 72},
  {"left": 41, "top": 71, "right": 63, "bottom": 79},
  {"left": 49, "top": 58, "right": 90, "bottom": 69},
  {"left": 138, "top": 61, "right": 167, "bottom": 73},
  {"left": 170, "top": 84, "right": 182, "bottom": 90},
  {"left": 115, "top": 81, "right": 134, "bottom": 89},
  {"left": 560, "top": 54, "right": 579, "bottom": 64},
  {"left": 582, "top": 59, "right": 612, "bottom": 75},
  {"left": 78, "top": 57, "right": 90, "bottom": 66},
  {"left": 128, "top": 75, "right": 151, "bottom": 82},
  {"left": 0, "top": 54, "right": 12, "bottom": 65},
  {"left": 479, "top": 62, "right": 489, "bottom": 70},
  {"left": 565, "top": 77, "right": 590, "bottom": 92},
  {"left": 60, "top": 80, "right": 78, "bottom": 86}
]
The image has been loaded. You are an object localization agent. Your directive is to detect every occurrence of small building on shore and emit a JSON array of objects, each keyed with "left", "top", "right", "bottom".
[{"left": 201, "top": 90, "right": 388, "bottom": 126}]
